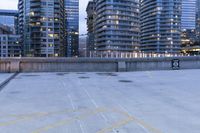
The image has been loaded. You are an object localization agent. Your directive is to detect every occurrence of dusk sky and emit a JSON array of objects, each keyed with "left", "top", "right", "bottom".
[{"left": 0, "top": 0, "right": 88, "bottom": 34}]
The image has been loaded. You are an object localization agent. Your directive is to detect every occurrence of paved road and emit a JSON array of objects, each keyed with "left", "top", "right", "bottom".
[{"left": 0, "top": 70, "right": 200, "bottom": 133}]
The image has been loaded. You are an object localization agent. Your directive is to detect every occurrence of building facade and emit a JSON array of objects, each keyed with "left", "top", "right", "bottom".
[
  {"left": 92, "top": 0, "right": 140, "bottom": 54},
  {"left": 0, "top": 10, "right": 18, "bottom": 34},
  {"left": 65, "top": 0, "right": 79, "bottom": 57},
  {"left": 181, "top": 29, "right": 196, "bottom": 48},
  {"left": 181, "top": 0, "right": 196, "bottom": 30},
  {"left": 180, "top": 0, "right": 200, "bottom": 55},
  {"left": 86, "top": 0, "right": 95, "bottom": 56},
  {"left": 180, "top": 0, "right": 197, "bottom": 52},
  {"left": 79, "top": 36, "right": 87, "bottom": 57},
  {"left": 0, "top": 34, "right": 20, "bottom": 57},
  {"left": 0, "top": 11, "right": 21, "bottom": 57},
  {"left": 18, "top": 0, "right": 66, "bottom": 57},
  {"left": 0, "top": 24, "right": 13, "bottom": 34},
  {"left": 140, "top": 0, "right": 182, "bottom": 53},
  {"left": 196, "top": 0, "right": 200, "bottom": 43}
]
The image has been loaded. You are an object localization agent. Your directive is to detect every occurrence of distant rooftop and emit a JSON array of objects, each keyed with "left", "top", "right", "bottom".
[{"left": 0, "top": 9, "right": 18, "bottom": 16}]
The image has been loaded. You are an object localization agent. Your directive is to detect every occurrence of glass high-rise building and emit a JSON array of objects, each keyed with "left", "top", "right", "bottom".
[
  {"left": 140, "top": 0, "right": 182, "bottom": 53},
  {"left": 65, "top": 0, "right": 79, "bottom": 57},
  {"left": 196, "top": 0, "right": 200, "bottom": 42},
  {"left": 0, "top": 10, "right": 18, "bottom": 34},
  {"left": 93, "top": 0, "right": 140, "bottom": 53},
  {"left": 182, "top": 0, "right": 196, "bottom": 30},
  {"left": 181, "top": 0, "right": 197, "bottom": 48},
  {"left": 181, "top": 0, "right": 200, "bottom": 55},
  {"left": 0, "top": 34, "right": 21, "bottom": 57},
  {"left": 18, "top": 0, "right": 66, "bottom": 57},
  {"left": 0, "top": 10, "right": 21, "bottom": 57},
  {"left": 86, "top": 0, "right": 95, "bottom": 56}
]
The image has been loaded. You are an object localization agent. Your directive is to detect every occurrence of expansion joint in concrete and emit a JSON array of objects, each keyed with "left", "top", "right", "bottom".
[{"left": 0, "top": 72, "right": 19, "bottom": 92}]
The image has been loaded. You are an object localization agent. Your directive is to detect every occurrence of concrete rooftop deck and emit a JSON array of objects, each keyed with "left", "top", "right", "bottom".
[
  {"left": 0, "top": 70, "right": 200, "bottom": 133},
  {"left": 0, "top": 74, "right": 12, "bottom": 83}
]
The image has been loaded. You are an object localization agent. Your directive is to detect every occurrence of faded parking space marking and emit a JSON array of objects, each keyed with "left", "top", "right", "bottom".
[
  {"left": 31, "top": 108, "right": 106, "bottom": 133},
  {"left": 0, "top": 107, "right": 162, "bottom": 133},
  {"left": 0, "top": 108, "right": 92, "bottom": 127}
]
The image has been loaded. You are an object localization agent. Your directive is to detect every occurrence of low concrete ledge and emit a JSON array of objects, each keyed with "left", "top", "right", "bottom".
[
  {"left": 0, "top": 61, "right": 10, "bottom": 73},
  {"left": 0, "top": 56, "right": 200, "bottom": 73}
]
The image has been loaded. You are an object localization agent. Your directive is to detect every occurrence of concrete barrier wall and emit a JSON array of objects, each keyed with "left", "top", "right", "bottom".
[
  {"left": 0, "top": 57, "right": 200, "bottom": 73},
  {"left": 20, "top": 62, "right": 117, "bottom": 72},
  {"left": 126, "top": 61, "right": 171, "bottom": 71},
  {"left": 0, "top": 61, "right": 10, "bottom": 73}
]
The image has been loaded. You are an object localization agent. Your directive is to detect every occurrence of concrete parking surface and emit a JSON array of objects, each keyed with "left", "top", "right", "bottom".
[
  {"left": 0, "top": 74, "right": 12, "bottom": 84},
  {"left": 0, "top": 70, "right": 200, "bottom": 133}
]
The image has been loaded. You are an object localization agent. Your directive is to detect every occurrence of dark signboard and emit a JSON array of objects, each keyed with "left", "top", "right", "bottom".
[{"left": 172, "top": 59, "right": 180, "bottom": 70}]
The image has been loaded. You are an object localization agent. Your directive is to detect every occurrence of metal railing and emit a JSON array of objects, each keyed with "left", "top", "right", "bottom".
[{"left": 89, "top": 51, "right": 190, "bottom": 58}]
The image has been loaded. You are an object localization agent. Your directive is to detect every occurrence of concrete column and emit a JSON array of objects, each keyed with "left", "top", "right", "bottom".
[{"left": 10, "top": 60, "right": 20, "bottom": 73}]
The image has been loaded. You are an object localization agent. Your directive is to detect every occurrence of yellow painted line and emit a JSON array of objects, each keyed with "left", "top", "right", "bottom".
[
  {"left": 97, "top": 117, "right": 133, "bottom": 133},
  {"left": 130, "top": 116, "right": 163, "bottom": 133},
  {"left": 98, "top": 108, "right": 163, "bottom": 133},
  {"left": 0, "top": 107, "right": 163, "bottom": 133},
  {"left": 0, "top": 112, "right": 47, "bottom": 119},
  {"left": 32, "top": 108, "right": 107, "bottom": 133},
  {"left": 0, "top": 113, "right": 47, "bottom": 127},
  {"left": 0, "top": 108, "right": 89, "bottom": 127}
]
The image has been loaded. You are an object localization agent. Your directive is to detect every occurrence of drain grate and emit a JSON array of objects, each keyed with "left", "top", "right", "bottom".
[
  {"left": 78, "top": 76, "right": 90, "bottom": 79},
  {"left": 96, "top": 73, "right": 118, "bottom": 77},
  {"left": 56, "top": 73, "right": 69, "bottom": 76},
  {"left": 119, "top": 80, "right": 133, "bottom": 83}
]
